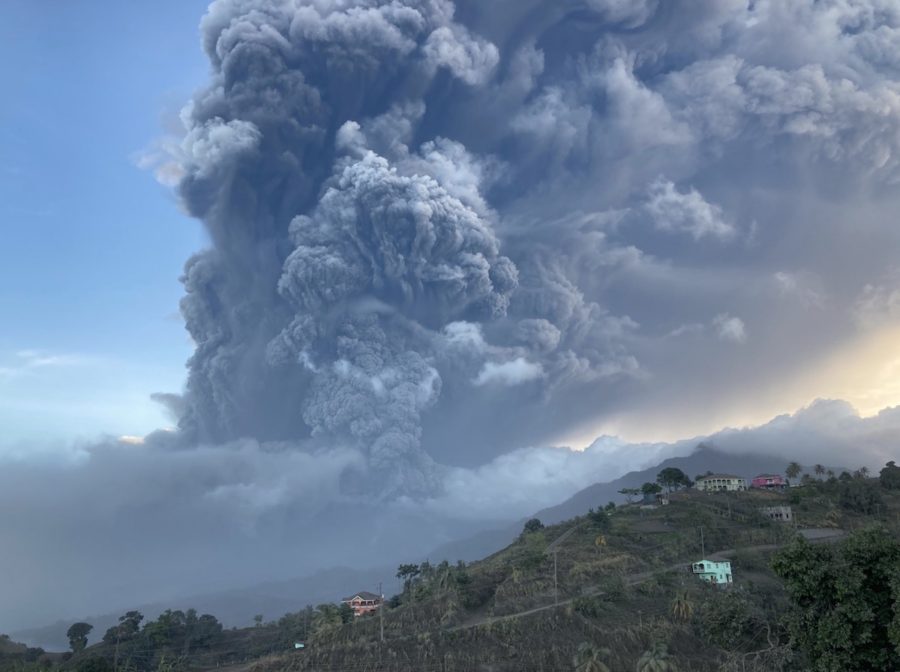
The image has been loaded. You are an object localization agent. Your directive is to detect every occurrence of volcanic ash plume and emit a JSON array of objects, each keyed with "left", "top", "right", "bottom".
[{"left": 163, "top": 0, "right": 900, "bottom": 496}]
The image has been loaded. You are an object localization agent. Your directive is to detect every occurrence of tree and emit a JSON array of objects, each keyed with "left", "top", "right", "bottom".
[
  {"left": 814, "top": 464, "right": 825, "bottom": 478},
  {"left": 618, "top": 488, "right": 641, "bottom": 504},
  {"left": 587, "top": 507, "right": 610, "bottom": 531},
  {"left": 785, "top": 462, "right": 802, "bottom": 480},
  {"left": 66, "top": 623, "right": 93, "bottom": 653},
  {"left": 75, "top": 658, "right": 112, "bottom": 672},
  {"left": 338, "top": 603, "right": 354, "bottom": 624},
  {"left": 641, "top": 482, "right": 663, "bottom": 496},
  {"left": 838, "top": 479, "right": 884, "bottom": 514},
  {"left": 656, "top": 468, "right": 691, "bottom": 492},
  {"left": 880, "top": 461, "right": 900, "bottom": 490},
  {"left": 637, "top": 642, "right": 677, "bottom": 672},
  {"left": 396, "top": 563, "right": 421, "bottom": 591},
  {"left": 311, "top": 604, "right": 342, "bottom": 633},
  {"left": 594, "top": 535, "right": 607, "bottom": 556},
  {"left": 253, "top": 614, "right": 263, "bottom": 627},
  {"left": 190, "top": 614, "right": 222, "bottom": 649},
  {"left": 772, "top": 526, "right": 900, "bottom": 671},
  {"left": 670, "top": 589, "right": 693, "bottom": 623},
  {"left": 143, "top": 610, "right": 186, "bottom": 648},
  {"left": 119, "top": 611, "right": 143, "bottom": 638},
  {"left": 696, "top": 590, "right": 761, "bottom": 649},
  {"left": 523, "top": 518, "right": 544, "bottom": 534},
  {"left": 604, "top": 501, "right": 616, "bottom": 511},
  {"left": 103, "top": 611, "right": 143, "bottom": 646},
  {"left": 573, "top": 642, "right": 611, "bottom": 672}
]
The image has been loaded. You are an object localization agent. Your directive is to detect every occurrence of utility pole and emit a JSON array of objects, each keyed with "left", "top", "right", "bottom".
[
  {"left": 378, "top": 582, "right": 384, "bottom": 643},
  {"left": 113, "top": 628, "right": 120, "bottom": 672},
  {"left": 553, "top": 550, "right": 559, "bottom": 606}
]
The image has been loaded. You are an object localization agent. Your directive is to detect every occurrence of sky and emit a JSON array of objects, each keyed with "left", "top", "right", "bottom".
[
  {"left": 0, "top": 1, "right": 209, "bottom": 447},
  {"left": 3, "top": 0, "right": 900, "bottom": 636},
  {"left": 2, "top": 1, "right": 900, "bottom": 454}
]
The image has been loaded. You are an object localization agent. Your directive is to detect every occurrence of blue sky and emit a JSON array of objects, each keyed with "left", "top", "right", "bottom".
[{"left": 0, "top": 2, "right": 211, "bottom": 447}]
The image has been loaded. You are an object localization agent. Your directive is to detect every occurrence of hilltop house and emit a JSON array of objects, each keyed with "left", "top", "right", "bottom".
[
  {"left": 751, "top": 474, "right": 787, "bottom": 490},
  {"left": 760, "top": 505, "right": 793, "bottom": 523},
  {"left": 690, "top": 559, "right": 733, "bottom": 586},
  {"left": 696, "top": 474, "right": 746, "bottom": 492},
  {"left": 341, "top": 591, "right": 383, "bottom": 617}
]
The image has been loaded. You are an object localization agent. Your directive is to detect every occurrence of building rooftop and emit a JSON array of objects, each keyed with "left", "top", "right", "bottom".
[
  {"left": 698, "top": 474, "right": 743, "bottom": 480},
  {"left": 342, "top": 591, "right": 382, "bottom": 602},
  {"left": 692, "top": 559, "right": 731, "bottom": 567}
]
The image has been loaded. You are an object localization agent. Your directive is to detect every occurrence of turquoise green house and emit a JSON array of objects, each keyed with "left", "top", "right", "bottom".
[{"left": 690, "top": 559, "right": 733, "bottom": 586}]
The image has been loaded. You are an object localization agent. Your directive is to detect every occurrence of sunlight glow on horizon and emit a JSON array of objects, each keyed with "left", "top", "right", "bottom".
[{"left": 560, "top": 323, "right": 900, "bottom": 449}]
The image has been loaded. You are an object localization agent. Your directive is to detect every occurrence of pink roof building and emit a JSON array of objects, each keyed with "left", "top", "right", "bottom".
[{"left": 751, "top": 474, "right": 787, "bottom": 489}]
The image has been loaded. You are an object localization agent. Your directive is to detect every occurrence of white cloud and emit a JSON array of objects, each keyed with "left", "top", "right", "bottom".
[
  {"left": 773, "top": 271, "right": 826, "bottom": 309},
  {"left": 0, "top": 350, "right": 98, "bottom": 380},
  {"left": 645, "top": 178, "right": 736, "bottom": 241},
  {"left": 713, "top": 313, "right": 747, "bottom": 343},
  {"left": 473, "top": 358, "right": 544, "bottom": 386},
  {"left": 855, "top": 276, "right": 900, "bottom": 328}
]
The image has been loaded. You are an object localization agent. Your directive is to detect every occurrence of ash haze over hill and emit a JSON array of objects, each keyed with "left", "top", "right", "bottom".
[{"left": 4, "top": 0, "right": 900, "bottom": 637}]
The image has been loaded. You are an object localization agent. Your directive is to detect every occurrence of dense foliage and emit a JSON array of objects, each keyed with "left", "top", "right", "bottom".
[
  {"left": 772, "top": 526, "right": 900, "bottom": 671},
  {"left": 880, "top": 460, "right": 900, "bottom": 490}
]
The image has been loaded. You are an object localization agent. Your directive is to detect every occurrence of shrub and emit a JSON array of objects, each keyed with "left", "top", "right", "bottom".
[
  {"left": 695, "top": 591, "right": 763, "bottom": 649},
  {"left": 838, "top": 480, "right": 885, "bottom": 515},
  {"left": 523, "top": 518, "right": 544, "bottom": 534}
]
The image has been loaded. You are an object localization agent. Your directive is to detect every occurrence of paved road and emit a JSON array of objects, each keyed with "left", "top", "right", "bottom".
[{"left": 448, "top": 527, "right": 846, "bottom": 633}]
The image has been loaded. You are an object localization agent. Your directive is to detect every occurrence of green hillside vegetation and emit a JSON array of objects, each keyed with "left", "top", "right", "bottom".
[
  {"left": 5, "top": 462, "right": 900, "bottom": 672},
  {"left": 251, "top": 465, "right": 900, "bottom": 671}
]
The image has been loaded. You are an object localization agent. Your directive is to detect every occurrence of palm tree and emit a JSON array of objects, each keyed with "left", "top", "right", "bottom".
[
  {"left": 814, "top": 464, "right": 825, "bottom": 479},
  {"left": 670, "top": 589, "right": 693, "bottom": 623},
  {"left": 637, "top": 642, "right": 677, "bottom": 672},
  {"left": 859, "top": 466, "right": 870, "bottom": 478},
  {"left": 785, "top": 462, "right": 802, "bottom": 480},
  {"left": 594, "top": 534, "right": 607, "bottom": 556},
  {"left": 574, "top": 642, "right": 611, "bottom": 672}
]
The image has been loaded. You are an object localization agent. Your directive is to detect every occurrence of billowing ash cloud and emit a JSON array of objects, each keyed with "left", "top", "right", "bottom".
[{"left": 155, "top": 0, "right": 900, "bottom": 491}]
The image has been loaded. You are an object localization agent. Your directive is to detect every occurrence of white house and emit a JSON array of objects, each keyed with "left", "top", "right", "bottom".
[{"left": 696, "top": 474, "right": 746, "bottom": 492}]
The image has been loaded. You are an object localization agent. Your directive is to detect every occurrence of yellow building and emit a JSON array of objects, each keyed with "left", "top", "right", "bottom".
[{"left": 696, "top": 474, "right": 746, "bottom": 492}]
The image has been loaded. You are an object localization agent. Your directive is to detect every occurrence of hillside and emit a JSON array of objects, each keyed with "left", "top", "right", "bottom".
[
  {"left": 10, "top": 464, "right": 899, "bottom": 672},
  {"left": 15, "top": 446, "right": 800, "bottom": 651},
  {"left": 11, "top": 565, "right": 392, "bottom": 652},
  {"left": 429, "top": 445, "right": 831, "bottom": 563},
  {"left": 244, "top": 473, "right": 900, "bottom": 672}
]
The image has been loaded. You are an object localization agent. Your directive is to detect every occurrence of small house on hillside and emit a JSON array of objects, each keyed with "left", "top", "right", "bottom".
[
  {"left": 751, "top": 474, "right": 787, "bottom": 490},
  {"left": 690, "top": 559, "right": 733, "bottom": 586},
  {"left": 696, "top": 474, "right": 746, "bottom": 492},
  {"left": 760, "top": 505, "right": 793, "bottom": 523},
  {"left": 341, "top": 591, "right": 383, "bottom": 617}
]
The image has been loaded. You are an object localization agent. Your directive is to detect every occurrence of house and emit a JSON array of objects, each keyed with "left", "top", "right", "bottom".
[
  {"left": 751, "top": 474, "right": 787, "bottom": 490},
  {"left": 341, "top": 591, "right": 383, "bottom": 617},
  {"left": 760, "top": 505, "right": 793, "bottom": 523},
  {"left": 690, "top": 559, "right": 733, "bottom": 586},
  {"left": 696, "top": 474, "right": 746, "bottom": 492},
  {"left": 641, "top": 492, "right": 658, "bottom": 505}
]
